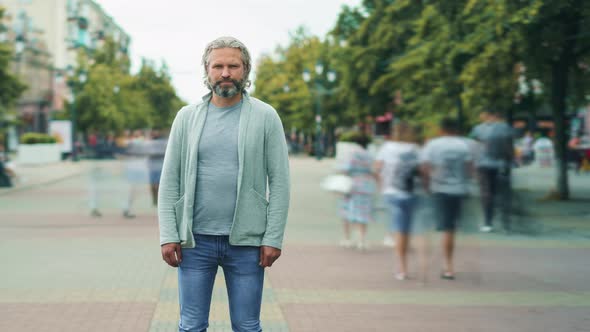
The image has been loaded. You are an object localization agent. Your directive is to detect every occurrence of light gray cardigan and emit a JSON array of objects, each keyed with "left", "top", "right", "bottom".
[{"left": 158, "top": 92, "right": 290, "bottom": 249}]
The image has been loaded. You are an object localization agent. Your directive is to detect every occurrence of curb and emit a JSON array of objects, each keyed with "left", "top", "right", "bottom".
[{"left": 0, "top": 171, "right": 84, "bottom": 196}]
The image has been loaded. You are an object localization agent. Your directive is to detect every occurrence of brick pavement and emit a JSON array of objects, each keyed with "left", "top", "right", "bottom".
[{"left": 0, "top": 157, "right": 589, "bottom": 331}]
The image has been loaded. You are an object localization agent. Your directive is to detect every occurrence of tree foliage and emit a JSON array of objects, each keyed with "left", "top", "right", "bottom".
[
  {"left": 133, "top": 60, "right": 184, "bottom": 129},
  {"left": 252, "top": 0, "right": 590, "bottom": 199},
  {"left": 254, "top": 27, "right": 347, "bottom": 134},
  {"left": 519, "top": 0, "right": 590, "bottom": 199},
  {"left": 0, "top": 7, "right": 26, "bottom": 134},
  {"left": 71, "top": 38, "right": 184, "bottom": 134}
]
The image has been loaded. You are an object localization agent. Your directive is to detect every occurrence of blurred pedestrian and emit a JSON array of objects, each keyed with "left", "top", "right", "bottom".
[
  {"left": 103, "top": 132, "right": 117, "bottom": 159},
  {"left": 470, "top": 109, "right": 514, "bottom": 233},
  {"left": 421, "top": 118, "right": 473, "bottom": 280},
  {"left": 533, "top": 130, "right": 554, "bottom": 168},
  {"left": 521, "top": 131, "right": 535, "bottom": 165},
  {"left": 568, "top": 133, "right": 584, "bottom": 173},
  {"left": 87, "top": 130, "right": 98, "bottom": 159},
  {"left": 120, "top": 130, "right": 148, "bottom": 218},
  {"left": 158, "top": 36, "right": 290, "bottom": 332},
  {"left": 87, "top": 130, "right": 148, "bottom": 219},
  {"left": 337, "top": 131, "right": 377, "bottom": 250},
  {"left": 375, "top": 122, "right": 421, "bottom": 280},
  {"left": 0, "top": 150, "right": 14, "bottom": 188},
  {"left": 87, "top": 159, "right": 106, "bottom": 217}
]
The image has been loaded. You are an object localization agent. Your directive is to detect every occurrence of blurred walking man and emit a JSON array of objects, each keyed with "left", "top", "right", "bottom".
[
  {"left": 158, "top": 36, "right": 290, "bottom": 332},
  {"left": 470, "top": 109, "right": 514, "bottom": 233},
  {"left": 421, "top": 118, "right": 473, "bottom": 280}
]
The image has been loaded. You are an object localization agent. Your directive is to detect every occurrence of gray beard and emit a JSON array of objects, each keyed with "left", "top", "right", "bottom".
[{"left": 210, "top": 79, "right": 244, "bottom": 98}]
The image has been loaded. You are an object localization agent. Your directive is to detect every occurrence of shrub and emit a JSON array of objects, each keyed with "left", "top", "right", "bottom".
[{"left": 20, "top": 133, "right": 58, "bottom": 144}]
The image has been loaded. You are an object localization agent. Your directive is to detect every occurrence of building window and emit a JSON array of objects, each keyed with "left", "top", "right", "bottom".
[{"left": 77, "top": 28, "right": 89, "bottom": 48}]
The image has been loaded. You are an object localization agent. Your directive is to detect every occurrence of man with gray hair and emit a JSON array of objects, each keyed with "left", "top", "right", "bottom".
[{"left": 158, "top": 36, "right": 290, "bottom": 332}]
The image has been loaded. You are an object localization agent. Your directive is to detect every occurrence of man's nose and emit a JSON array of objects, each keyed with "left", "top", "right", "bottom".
[{"left": 221, "top": 67, "right": 231, "bottom": 78}]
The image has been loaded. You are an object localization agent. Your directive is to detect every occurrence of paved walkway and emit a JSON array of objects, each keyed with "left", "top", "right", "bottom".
[{"left": 0, "top": 157, "right": 589, "bottom": 331}]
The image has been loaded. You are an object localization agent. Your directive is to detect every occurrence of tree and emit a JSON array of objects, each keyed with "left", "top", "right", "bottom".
[
  {"left": 254, "top": 28, "right": 335, "bottom": 133},
  {"left": 76, "top": 63, "right": 126, "bottom": 133},
  {"left": 328, "top": 0, "right": 588, "bottom": 199},
  {"left": 70, "top": 38, "right": 184, "bottom": 134},
  {"left": 520, "top": 0, "right": 590, "bottom": 199},
  {"left": 0, "top": 7, "right": 26, "bottom": 137},
  {"left": 331, "top": 0, "right": 405, "bottom": 126},
  {"left": 133, "top": 60, "right": 184, "bottom": 129}
]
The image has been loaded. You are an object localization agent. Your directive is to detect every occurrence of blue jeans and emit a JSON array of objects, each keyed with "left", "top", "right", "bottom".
[
  {"left": 385, "top": 194, "right": 416, "bottom": 234},
  {"left": 178, "top": 234, "right": 264, "bottom": 332}
]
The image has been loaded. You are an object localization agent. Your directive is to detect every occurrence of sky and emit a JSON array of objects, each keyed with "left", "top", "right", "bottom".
[{"left": 96, "top": 0, "right": 360, "bottom": 104}]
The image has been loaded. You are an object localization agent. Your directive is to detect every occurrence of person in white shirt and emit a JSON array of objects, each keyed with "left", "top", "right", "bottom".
[
  {"left": 533, "top": 130, "right": 554, "bottom": 168},
  {"left": 421, "top": 118, "right": 473, "bottom": 280},
  {"left": 375, "top": 123, "right": 421, "bottom": 280}
]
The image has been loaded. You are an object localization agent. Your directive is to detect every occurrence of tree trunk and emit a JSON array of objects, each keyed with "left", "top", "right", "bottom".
[
  {"left": 551, "top": 59, "right": 569, "bottom": 200},
  {"left": 506, "top": 106, "right": 514, "bottom": 128},
  {"left": 550, "top": 9, "right": 580, "bottom": 200}
]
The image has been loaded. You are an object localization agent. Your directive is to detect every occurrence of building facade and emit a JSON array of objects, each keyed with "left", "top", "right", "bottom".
[
  {"left": 1, "top": 0, "right": 130, "bottom": 72},
  {"left": 0, "top": 0, "right": 130, "bottom": 140}
]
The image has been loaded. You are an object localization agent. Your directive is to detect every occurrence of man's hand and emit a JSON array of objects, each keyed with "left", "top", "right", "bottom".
[
  {"left": 161, "top": 243, "right": 182, "bottom": 267},
  {"left": 259, "top": 246, "right": 281, "bottom": 268}
]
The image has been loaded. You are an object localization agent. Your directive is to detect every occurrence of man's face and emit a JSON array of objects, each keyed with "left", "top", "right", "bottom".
[{"left": 206, "top": 48, "right": 246, "bottom": 98}]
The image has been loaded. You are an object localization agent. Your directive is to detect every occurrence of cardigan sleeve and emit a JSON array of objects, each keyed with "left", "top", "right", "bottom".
[
  {"left": 157, "top": 108, "right": 185, "bottom": 245},
  {"left": 261, "top": 109, "right": 291, "bottom": 249}
]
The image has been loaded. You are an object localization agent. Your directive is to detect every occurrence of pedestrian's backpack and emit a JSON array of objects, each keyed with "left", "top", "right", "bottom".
[
  {"left": 391, "top": 150, "right": 419, "bottom": 193},
  {"left": 483, "top": 123, "right": 512, "bottom": 161}
]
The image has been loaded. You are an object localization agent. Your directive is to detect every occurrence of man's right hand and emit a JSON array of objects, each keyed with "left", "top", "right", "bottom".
[{"left": 161, "top": 243, "right": 182, "bottom": 267}]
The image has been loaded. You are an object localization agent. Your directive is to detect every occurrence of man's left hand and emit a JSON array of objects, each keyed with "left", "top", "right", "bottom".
[{"left": 259, "top": 246, "right": 281, "bottom": 268}]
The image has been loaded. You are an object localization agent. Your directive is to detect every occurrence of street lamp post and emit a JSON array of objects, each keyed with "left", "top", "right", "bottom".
[
  {"left": 302, "top": 63, "right": 337, "bottom": 160},
  {"left": 66, "top": 65, "right": 87, "bottom": 162},
  {"left": 14, "top": 35, "right": 25, "bottom": 81}
]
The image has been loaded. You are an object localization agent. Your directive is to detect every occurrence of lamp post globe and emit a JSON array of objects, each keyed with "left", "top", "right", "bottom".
[
  {"left": 315, "top": 62, "right": 324, "bottom": 75},
  {"left": 15, "top": 37, "right": 25, "bottom": 56},
  {"left": 327, "top": 70, "right": 337, "bottom": 83},
  {"left": 67, "top": 67, "right": 88, "bottom": 162},
  {"left": 302, "top": 69, "right": 311, "bottom": 83}
]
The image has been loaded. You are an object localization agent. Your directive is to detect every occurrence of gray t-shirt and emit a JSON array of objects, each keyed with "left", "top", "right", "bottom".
[
  {"left": 375, "top": 141, "right": 420, "bottom": 197},
  {"left": 193, "top": 101, "right": 242, "bottom": 235},
  {"left": 421, "top": 136, "right": 472, "bottom": 195},
  {"left": 471, "top": 122, "right": 514, "bottom": 169}
]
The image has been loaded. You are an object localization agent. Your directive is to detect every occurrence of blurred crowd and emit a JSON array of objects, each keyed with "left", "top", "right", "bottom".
[
  {"left": 323, "top": 109, "right": 590, "bottom": 281},
  {"left": 85, "top": 129, "right": 169, "bottom": 219}
]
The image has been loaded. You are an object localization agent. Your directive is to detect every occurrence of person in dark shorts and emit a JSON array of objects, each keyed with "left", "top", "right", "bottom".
[{"left": 421, "top": 118, "right": 473, "bottom": 280}]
